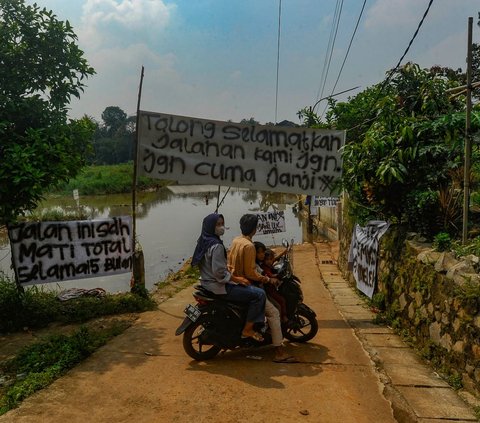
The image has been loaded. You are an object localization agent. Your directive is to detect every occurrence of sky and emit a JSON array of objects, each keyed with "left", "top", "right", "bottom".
[{"left": 25, "top": 0, "right": 480, "bottom": 125}]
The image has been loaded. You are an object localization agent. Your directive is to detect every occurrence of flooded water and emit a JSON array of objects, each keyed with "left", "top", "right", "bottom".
[{"left": 0, "top": 187, "right": 308, "bottom": 293}]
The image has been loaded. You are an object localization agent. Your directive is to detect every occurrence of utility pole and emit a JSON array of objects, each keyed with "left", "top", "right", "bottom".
[{"left": 462, "top": 17, "right": 473, "bottom": 244}]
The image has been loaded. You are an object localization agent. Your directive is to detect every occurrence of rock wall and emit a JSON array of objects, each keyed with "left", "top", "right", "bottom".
[{"left": 337, "top": 223, "right": 480, "bottom": 395}]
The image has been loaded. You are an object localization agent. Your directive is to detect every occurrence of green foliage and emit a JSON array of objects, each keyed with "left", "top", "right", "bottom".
[
  {"left": 51, "top": 164, "right": 166, "bottom": 195},
  {"left": 405, "top": 190, "right": 440, "bottom": 236},
  {"left": 452, "top": 237, "right": 480, "bottom": 258},
  {"left": 0, "top": 324, "right": 128, "bottom": 414},
  {"left": 310, "top": 62, "right": 477, "bottom": 237},
  {"left": 433, "top": 232, "right": 452, "bottom": 252},
  {"left": 0, "top": 0, "right": 95, "bottom": 225},
  {"left": 0, "top": 275, "right": 156, "bottom": 333},
  {"left": 453, "top": 277, "right": 480, "bottom": 301}
]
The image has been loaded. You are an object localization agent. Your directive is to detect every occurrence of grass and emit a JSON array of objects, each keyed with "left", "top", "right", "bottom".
[
  {"left": 0, "top": 275, "right": 156, "bottom": 334},
  {"left": 0, "top": 264, "right": 197, "bottom": 415},
  {"left": 51, "top": 163, "right": 171, "bottom": 196},
  {"left": 0, "top": 323, "right": 130, "bottom": 415}
]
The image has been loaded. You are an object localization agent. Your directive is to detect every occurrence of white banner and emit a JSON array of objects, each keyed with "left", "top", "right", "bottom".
[
  {"left": 9, "top": 217, "right": 132, "bottom": 286},
  {"left": 313, "top": 196, "right": 339, "bottom": 208},
  {"left": 137, "top": 111, "right": 345, "bottom": 195},
  {"left": 256, "top": 211, "right": 286, "bottom": 235},
  {"left": 347, "top": 220, "right": 390, "bottom": 298}
]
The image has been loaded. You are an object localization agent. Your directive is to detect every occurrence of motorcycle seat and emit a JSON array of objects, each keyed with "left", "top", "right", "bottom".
[{"left": 193, "top": 285, "right": 247, "bottom": 309}]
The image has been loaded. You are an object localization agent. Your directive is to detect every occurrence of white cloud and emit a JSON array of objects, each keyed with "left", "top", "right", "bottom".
[
  {"left": 69, "top": 43, "right": 185, "bottom": 119},
  {"left": 79, "top": 0, "right": 175, "bottom": 49}
]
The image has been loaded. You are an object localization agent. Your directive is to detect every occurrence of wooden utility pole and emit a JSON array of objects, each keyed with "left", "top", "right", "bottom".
[{"left": 462, "top": 17, "right": 473, "bottom": 244}]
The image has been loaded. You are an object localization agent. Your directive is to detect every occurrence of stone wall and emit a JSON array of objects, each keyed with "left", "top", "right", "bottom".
[{"left": 337, "top": 222, "right": 480, "bottom": 395}]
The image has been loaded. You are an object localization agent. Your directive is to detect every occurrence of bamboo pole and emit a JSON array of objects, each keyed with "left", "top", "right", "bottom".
[{"left": 131, "top": 66, "right": 145, "bottom": 291}]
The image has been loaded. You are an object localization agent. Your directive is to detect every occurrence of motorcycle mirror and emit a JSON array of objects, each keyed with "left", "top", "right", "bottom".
[{"left": 282, "top": 238, "right": 289, "bottom": 248}]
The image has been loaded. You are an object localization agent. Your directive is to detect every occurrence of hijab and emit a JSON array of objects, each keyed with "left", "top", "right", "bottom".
[{"left": 191, "top": 213, "right": 225, "bottom": 267}]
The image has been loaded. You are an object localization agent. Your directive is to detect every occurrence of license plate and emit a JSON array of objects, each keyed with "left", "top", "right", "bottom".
[{"left": 184, "top": 304, "right": 201, "bottom": 322}]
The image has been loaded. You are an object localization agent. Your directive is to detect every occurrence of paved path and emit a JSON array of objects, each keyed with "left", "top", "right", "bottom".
[
  {"left": 315, "top": 240, "right": 478, "bottom": 423},
  {"left": 1, "top": 242, "right": 477, "bottom": 422}
]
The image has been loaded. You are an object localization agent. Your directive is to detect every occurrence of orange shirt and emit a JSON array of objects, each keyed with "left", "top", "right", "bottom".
[{"left": 228, "top": 235, "right": 266, "bottom": 283}]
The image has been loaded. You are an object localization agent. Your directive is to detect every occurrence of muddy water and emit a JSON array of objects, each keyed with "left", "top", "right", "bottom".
[{"left": 0, "top": 187, "right": 307, "bottom": 293}]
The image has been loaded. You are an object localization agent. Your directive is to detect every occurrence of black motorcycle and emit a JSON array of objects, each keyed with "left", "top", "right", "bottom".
[{"left": 175, "top": 239, "right": 318, "bottom": 360}]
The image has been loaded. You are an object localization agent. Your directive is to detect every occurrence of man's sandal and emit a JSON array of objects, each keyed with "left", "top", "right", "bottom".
[{"left": 241, "top": 331, "right": 264, "bottom": 342}]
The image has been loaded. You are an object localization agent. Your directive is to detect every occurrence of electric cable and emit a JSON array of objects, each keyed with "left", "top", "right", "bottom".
[
  {"left": 315, "top": 0, "right": 341, "bottom": 103},
  {"left": 274, "top": 0, "right": 282, "bottom": 123},
  {"left": 316, "top": 0, "right": 344, "bottom": 108},
  {"left": 349, "top": 0, "right": 435, "bottom": 132},
  {"left": 381, "top": 0, "right": 435, "bottom": 90},
  {"left": 320, "top": 0, "right": 368, "bottom": 118}
]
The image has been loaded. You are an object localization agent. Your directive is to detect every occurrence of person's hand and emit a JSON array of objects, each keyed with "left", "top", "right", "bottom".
[
  {"left": 270, "top": 277, "right": 280, "bottom": 286},
  {"left": 232, "top": 275, "right": 250, "bottom": 286}
]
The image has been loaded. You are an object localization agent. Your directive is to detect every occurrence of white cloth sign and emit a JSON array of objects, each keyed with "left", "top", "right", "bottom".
[
  {"left": 313, "top": 196, "right": 339, "bottom": 208},
  {"left": 256, "top": 211, "right": 286, "bottom": 235},
  {"left": 9, "top": 217, "right": 132, "bottom": 286},
  {"left": 347, "top": 220, "right": 390, "bottom": 298},
  {"left": 137, "top": 111, "right": 345, "bottom": 195}
]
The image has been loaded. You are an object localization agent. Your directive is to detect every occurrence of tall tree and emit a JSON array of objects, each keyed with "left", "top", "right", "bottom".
[
  {"left": 101, "top": 106, "right": 128, "bottom": 137},
  {"left": 0, "top": 0, "right": 95, "bottom": 225}
]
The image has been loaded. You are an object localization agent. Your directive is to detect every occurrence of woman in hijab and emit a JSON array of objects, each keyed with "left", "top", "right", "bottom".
[{"left": 192, "top": 213, "right": 266, "bottom": 341}]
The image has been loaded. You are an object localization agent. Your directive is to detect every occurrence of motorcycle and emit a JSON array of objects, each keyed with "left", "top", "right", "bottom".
[{"left": 175, "top": 239, "right": 318, "bottom": 360}]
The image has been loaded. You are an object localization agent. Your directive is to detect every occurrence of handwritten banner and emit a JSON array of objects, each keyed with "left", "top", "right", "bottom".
[
  {"left": 256, "top": 211, "right": 286, "bottom": 235},
  {"left": 137, "top": 111, "right": 345, "bottom": 195},
  {"left": 347, "top": 220, "right": 390, "bottom": 298},
  {"left": 9, "top": 217, "right": 132, "bottom": 286}
]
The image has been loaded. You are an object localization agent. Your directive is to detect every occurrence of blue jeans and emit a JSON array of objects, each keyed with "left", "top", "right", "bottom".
[{"left": 223, "top": 284, "right": 266, "bottom": 324}]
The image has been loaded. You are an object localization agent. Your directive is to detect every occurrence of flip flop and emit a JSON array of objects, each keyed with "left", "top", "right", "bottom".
[
  {"left": 273, "top": 355, "right": 299, "bottom": 363},
  {"left": 241, "top": 332, "right": 264, "bottom": 342}
]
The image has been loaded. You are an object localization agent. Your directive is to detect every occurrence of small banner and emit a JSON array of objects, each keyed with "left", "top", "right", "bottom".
[
  {"left": 312, "top": 196, "right": 339, "bottom": 208},
  {"left": 9, "top": 217, "right": 132, "bottom": 286},
  {"left": 137, "top": 111, "right": 345, "bottom": 196},
  {"left": 256, "top": 211, "right": 286, "bottom": 235},
  {"left": 347, "top": 220, "right": 390, "bottom": 298}
]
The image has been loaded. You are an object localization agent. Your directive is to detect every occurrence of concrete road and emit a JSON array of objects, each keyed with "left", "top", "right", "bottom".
[{"left": 1, "top": 243, "right": 396, "bottom": 423}]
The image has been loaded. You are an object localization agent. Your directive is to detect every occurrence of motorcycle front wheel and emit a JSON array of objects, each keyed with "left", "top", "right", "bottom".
[
  {"left": 182, "top": 315, "right": 221, "bottom": 360},
  {"left": 284, "top": 305, "right": 318, "bottom": 343}
]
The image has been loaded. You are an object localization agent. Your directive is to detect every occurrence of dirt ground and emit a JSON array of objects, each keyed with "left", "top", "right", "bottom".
[{"left": 0, "top": 243, "right": 397, "bottom": 423}]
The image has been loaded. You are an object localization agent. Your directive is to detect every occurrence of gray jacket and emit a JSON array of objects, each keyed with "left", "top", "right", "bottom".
[{"left": 199, "top": 243, "right": 232, "bottom": 294}]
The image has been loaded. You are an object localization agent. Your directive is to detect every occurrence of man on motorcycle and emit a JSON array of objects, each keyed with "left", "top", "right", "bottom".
[{"left": 228, "top": 214, "right": 298, "bottom": 363}]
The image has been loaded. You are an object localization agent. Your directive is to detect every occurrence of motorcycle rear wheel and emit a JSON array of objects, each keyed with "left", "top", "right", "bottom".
[
  {"left": 284, "top": 306, "right": 318, "bottom": 343},
  {"left": 183, "top": 316, "right": 221, "bottom": 360}
]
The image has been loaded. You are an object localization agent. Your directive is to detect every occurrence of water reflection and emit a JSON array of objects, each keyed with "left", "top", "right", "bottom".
[{"left": 0, "top": 187, "right": 305, "bottom": 293}]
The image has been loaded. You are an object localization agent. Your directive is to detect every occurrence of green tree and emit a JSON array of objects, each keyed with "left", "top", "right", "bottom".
[
  {"left": 0, "top": 0, "right": 95, "bottom": 225},
  {"left": 303, "top": 63, "right": 478, "bottom": 236},
  {"left": 101, "top": 106, "right": 128, "bottom": 137},
  {"left": 90, "top": 106, "right": 135, "bottom": 164}
]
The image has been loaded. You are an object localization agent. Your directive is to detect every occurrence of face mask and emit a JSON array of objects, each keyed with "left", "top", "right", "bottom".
[{"left": 215, "top": 226, "right": 225, "bottom": 236}]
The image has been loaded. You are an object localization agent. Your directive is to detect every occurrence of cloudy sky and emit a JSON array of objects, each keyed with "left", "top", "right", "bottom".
[{"left": 26, "top": 0, "right": 480, "bottom": 124}]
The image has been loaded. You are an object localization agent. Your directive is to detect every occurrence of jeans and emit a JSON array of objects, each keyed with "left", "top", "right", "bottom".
[{"left": 224, "top": 284, "right": 266, "bottom": 324}]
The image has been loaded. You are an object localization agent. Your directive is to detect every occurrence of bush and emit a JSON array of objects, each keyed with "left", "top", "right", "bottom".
[
  {"left": 433, "top": 232, "right": 452, "bottom": 252},
  {"left": 0, "top": 275, "right": 156, "bottom": 333}
]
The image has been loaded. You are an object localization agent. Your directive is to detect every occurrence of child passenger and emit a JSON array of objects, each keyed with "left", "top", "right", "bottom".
[{"left": 254, "top": 242, "right": 289, "bottom": 324}]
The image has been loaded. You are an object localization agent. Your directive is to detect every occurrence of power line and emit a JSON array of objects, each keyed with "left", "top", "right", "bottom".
[
  {"left": 315, "top": 0, "right": 341, "bottom": 102},
  {"left": 316, "top": 0, "right": 344, "bottom": 105},
  {"left": 349, "top": 0, "right": 435, "bottom": 132},
  {"left": 319, "top": 0, "right": 368, "bottom": 117},
  {"left": 274, "top": 0, "right": 282, "bottom": 123},
  {"left": 381, "top": 0, "right": 435, "bottom": 92}
]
